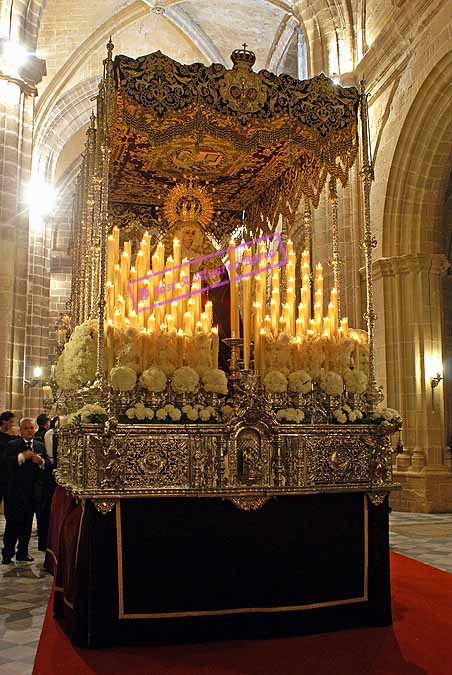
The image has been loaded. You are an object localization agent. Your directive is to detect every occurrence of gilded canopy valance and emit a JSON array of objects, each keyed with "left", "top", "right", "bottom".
[{"left": 109, "top": 47, "right": 359, "bottom": 229}]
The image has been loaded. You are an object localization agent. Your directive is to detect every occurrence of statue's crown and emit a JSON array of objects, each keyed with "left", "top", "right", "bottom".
[
  {"left": 179, "top": 197, "right": 202, "bottom": 222},
  {"left": 163, "top": 177, "right": 214, "bottom": 228},
  {"left": 231, "top": 44, "right": 256, "bottom": 69}
]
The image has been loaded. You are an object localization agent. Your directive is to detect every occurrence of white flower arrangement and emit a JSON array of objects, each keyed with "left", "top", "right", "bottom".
[
  {"left": 125, "top": 401, "right": 154, "bottom": 421},
  {"left": 60, "top": 414, "right": 76, "bottom": 427},
  {"left": 155, "top": 404, "right": 182, "bottom": 421},
  {"left": 371, "top": 405, "right": 403, "bottom": 427},
  {"left": 171, "top": 367, "right": 200, "bottom": 394},
  {"left": 263, "top": 370, "right": 288, "bottom": 394},
  {"left": 220, "top": 405, "right": 235, "bottom": 421},
  {"left": 182, "top": 405, "right": 199, "bottom": 422},
  {"left": 333, "top": 404, "right": 364, "bottom": 424},
  {"left": 110, "top": 365, "right": 137, "bottom": 392},
  {"left": 288, "top": 370, "right": 312, "bottom": 394},
  {"left": 343, "top": 369, "right": 368, "bottom": 395},
  {"left": 140, "top": 367, "right": 167, "bottom": 393},
  {"left": 180, "top": 404, "right": 217, "bottom": 422},
  {"left": 55, "top": 319, "right": 98, "bottom": 390},
  {"left": 199, "top": 406, "right": 216, "bottom": 422},
  {"left": 71, "top": 403, "right": 108, "bottom": 424},
  {"left": 202, "top": 369, "right": 228, "bottom": 395},
  {"left": 320, "top": 371, "right": 344, "bottom": 397},
  {"left": 277, "top": 408, "right": 305, "bottom": 423}
]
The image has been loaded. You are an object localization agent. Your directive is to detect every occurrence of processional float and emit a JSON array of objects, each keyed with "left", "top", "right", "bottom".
[
  {"left": 55, "top": 40, "right": 399, "bottom": 508},
  {"left": 48, "top": 40, "right": 401, "bottom": 645}
]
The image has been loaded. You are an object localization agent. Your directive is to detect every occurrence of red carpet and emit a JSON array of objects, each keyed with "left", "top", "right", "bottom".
[{"left": 33, "top": 552, "right": 452, "bottom": 675}]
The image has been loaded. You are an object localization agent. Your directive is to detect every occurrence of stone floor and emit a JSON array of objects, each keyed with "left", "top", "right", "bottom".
[
  {"left": 389, "top": 510, "right": 452, "bottom": 574},
  {"left": 0, "top": 517, "right": 52, "bottom": 675},
  {"left": 0, "top": 511, "right": 452, "bottom": 674}
]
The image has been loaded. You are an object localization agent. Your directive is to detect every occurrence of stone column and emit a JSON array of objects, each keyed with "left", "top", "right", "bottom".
[
  {"left": 373, "top": 253, "right": 452, "bottom": 511},
  {"left": 0, "top": 56, "right": 46, "bottom": 414}
]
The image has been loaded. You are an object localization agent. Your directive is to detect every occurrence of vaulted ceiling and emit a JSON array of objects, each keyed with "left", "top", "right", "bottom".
[{"left": 36, "top": 0, "right": 305, "bottom": 186}]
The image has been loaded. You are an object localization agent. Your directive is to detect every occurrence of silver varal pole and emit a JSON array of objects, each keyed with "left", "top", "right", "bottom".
[
  {"left": 359, "top": 80, "right": 379, "bottom": 411},
  {"left": 95, "top": 38, "right": 114, "bottom": 386}
]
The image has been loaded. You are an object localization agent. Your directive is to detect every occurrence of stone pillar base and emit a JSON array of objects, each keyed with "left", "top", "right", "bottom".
[{"left": 391, "top": 470, "right": 452, "bottom": 513}]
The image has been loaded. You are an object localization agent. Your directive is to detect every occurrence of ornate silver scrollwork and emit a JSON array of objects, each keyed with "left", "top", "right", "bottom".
[
  {"left": 56, "top": 422, "right": 398, "bottom": 502},
  {"left": 367, "top": 491, "right": 388, "bottom": 507},
  {"left": 93, "top": 499, "right": 116, "bottom": 514},
  {"left": 229, "top": 496, "right": 269, "bottom": 511}
]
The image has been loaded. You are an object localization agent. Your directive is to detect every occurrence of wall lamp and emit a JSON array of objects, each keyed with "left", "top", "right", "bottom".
[
  {"left": 431, "top": 372, "right": 443, "bottom": 389},
  {"left": 426, "top": 356, "right": 444, "bottom": 411},
  {"left": 24, "top": 366, "right": 44, "bottom": 388}
]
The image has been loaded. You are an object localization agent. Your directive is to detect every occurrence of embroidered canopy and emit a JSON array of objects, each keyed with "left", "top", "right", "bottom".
[{"left": 109, "top": 47, "right": 359, "bottom": 232}]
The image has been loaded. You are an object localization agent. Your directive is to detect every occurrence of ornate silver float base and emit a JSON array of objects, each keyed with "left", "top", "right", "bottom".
[{"left": 56, "top": 413, "right": 399, "bottom": 513}]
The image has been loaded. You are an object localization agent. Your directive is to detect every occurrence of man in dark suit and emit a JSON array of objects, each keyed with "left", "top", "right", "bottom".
[
  {"left": 34, "top": 414, "right": 50, "bottom": 443},
  {"left": 0, "top": 411, "right": 19, "bottom": 511},
  {"left": 2, "top": 418, "right": 48, "bottom": 564}
]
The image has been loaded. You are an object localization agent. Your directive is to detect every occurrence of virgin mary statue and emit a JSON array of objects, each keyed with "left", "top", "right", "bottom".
[{"left": 160, "top": 180, "right": 232, "bottom": 367}]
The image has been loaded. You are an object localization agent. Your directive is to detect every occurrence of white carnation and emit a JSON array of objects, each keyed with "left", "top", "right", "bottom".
[
  {"left": 320, "top": 371, "right": 344, "bottom": 397},
  {"left": 55, "top": 319, "right": 98, "bottom": 390},
  {"left": 372, "top": 405, "right": 402, "bottom": 426},
  {"left": 288, "top": 370, "right": 312, "bottom": 394},
  {"left": 277, "top": 408, "right": 304, "bottom": 423},
  {"left": 202, "top": 369, "right": 228, "bottom": 395},
  {"left": 76, "top": 403, "right": 107, "bottom": 424},
  {"left": 110, "top": 366, "right": 137, "bottom": 392},
  {"left": 60, "top": 414, "right": 76, "bottom": 427},
  {"left": 184, "top": 406, "right": 199, "bottom": 421},
  {"left": 220, "top": 405, "right": 234, "bottom": 420},
  {"left": 333, "top": 405, "right": 364, "bottom": 424},
  {"left": 140, "top": 367, "right": 167, "bottom": 393},
  {"left": 172, "top": 367, "right": 200, "bottom": 394},
  {"left": 263, "top": 370, "right": 288, "bottom": 394},
  {"left": 124, "top": 401, "right": 154, "bottom": 421},
  {"left": 343, "top": 369, "right": 368, "bottom": 394},
  {"left": 199, "top": 408, "right": 212, "bottom": 421}
]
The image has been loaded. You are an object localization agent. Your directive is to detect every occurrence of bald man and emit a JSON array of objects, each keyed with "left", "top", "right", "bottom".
[{"left": 2, "top": 418, "right": 48, "bottom": 564}]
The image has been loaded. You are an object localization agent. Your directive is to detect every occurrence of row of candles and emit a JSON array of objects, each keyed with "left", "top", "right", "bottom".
[
  {"left": 105, "top": 227, "right": 351, "bottom": 375},
  {"left": 228, "top": 239, "right": 349, "bottom": 371},
  {"left": 106, "top": 226, "right": 218, "bottom": 340},
  {"left": 105, "top": 228, "right": 220, "bottom": 373}
]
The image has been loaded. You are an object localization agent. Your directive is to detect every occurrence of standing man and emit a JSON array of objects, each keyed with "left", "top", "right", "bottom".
[
  {"left": 35, "top": 417, "right": 57, "bottom": 551},
  {"left": 2, "top": 418, "right": 47, "bottom": 564},
  {"left": 34, "top": 414, "right": 50, "bottom": 442},
  {"left": 0, "top": 412, "right": 19, "bottom": 512}
]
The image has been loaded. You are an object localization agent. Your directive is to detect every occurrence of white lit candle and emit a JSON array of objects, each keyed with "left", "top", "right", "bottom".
[
  {"left": 184, "top": 310, "right": 194, "bottom": 336},
  {"left": 229, "top": 239, "right": 239, "bottom": 338},
  {"left": 242, "top": 246, "right": 252, "bottom": 369},
  {"left": 212, "top": 326, "right": 219, "bottom": 369},
  {"left": 107, "top": 235, "right": 116, "bottom": 283}
]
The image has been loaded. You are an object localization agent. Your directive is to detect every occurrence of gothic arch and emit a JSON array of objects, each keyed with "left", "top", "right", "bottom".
[
  {"left": 382, "top": 50, "right": 452, "bottom": 257},
  {"left": 35, "top": 77, "right": 98, "bottom": 183}
]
